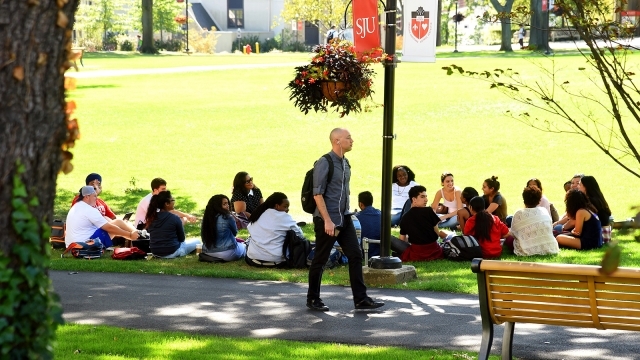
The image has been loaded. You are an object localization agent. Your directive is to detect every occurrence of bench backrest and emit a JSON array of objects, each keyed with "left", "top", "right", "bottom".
[{"left": 472, "top": 259, "right": 640, "bottom": 331}]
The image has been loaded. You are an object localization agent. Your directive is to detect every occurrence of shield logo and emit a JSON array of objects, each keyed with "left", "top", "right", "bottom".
[{"left": 410, "top": 7, "right": 431, "bottom": 43}]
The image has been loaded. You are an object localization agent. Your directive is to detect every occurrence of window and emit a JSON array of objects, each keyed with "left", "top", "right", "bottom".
[{"left": 228, "top": 0, "right": 244, "bottom": 28}]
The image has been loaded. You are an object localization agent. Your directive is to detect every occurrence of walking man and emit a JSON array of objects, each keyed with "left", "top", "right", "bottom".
[{"left": 307, "top": 128, "right": 384, "bottom": 311}]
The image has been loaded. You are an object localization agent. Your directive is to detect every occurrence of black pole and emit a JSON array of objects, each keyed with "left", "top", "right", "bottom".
[
  {"left": 453, "top": 1, "right": 458, "bottom": 53},
  {"left": 185, "top": 0, "right": 190, "bottom": 52},
  {"left": 370, "top": 0, "right": 402, "bottom": 269}
]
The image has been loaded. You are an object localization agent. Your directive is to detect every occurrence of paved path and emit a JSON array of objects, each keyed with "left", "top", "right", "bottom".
[{"left": 51, "top": 270, "right": 640, "bottom": 359}]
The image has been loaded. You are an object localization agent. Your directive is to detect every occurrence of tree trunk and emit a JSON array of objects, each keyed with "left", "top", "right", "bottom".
[
  {"left": 489, "top": 0, "right": 515, "bottom": 51},
  {"left": 442, "top": 1, "right": 454, "bottom": 45},
  {"left": 436, "top": 0, "right": 442, "bottom": 46},
  {"left": 141, "top": 0, "right": 157, "bottom": 53},
  {"left": 0, "top": 0, "right": 76, "bottom": 356},
  {"left": 529, "top": 0, "right": 550, "bottom": 51}
]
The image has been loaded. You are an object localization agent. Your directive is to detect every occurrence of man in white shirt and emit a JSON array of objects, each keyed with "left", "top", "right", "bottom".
[
  {"left": 134, "top": 178, "right": 196, "bottom": 229},
  {"left": 66, "top": 186, "right": 140, "bottom": 247}
]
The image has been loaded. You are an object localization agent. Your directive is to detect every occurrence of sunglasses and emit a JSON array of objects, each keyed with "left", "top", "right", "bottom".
[{"left": 245, "top": 177, "right": 254, "bottom": 184}]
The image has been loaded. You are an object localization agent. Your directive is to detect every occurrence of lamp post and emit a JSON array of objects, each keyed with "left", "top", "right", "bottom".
[
  {"left": 369, "top": 0, "right": 402, "bottom": 270},
  {"left": 454, "top": 0, "right": 459, "bottom": 53},
  {"left": 185, "top": 0, "right": 189, "bottom": 52}
]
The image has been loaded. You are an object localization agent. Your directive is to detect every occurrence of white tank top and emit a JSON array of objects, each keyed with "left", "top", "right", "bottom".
[{"left": 441, "top": 188, "right": 458, "bottom": 213}]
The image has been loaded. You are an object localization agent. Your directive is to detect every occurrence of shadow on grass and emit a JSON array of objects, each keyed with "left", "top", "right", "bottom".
[
  {"left": 76, "top": 84, "right": 120, "bottom": 90},
  {"left": 82, "top": 52, "right": 140, "bottom": 59}
]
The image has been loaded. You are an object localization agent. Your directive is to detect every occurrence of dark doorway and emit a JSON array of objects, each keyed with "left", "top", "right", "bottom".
[{"left": 304, "top": 21, "right": 319, "bottom": 46}]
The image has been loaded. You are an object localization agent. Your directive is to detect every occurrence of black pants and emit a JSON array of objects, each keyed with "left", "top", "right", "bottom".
[{"left": 307, "top": 216, "right": 367, "bottom": 304}]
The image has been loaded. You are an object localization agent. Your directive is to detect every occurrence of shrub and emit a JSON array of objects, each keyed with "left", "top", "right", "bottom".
[
  {"left": 190, "top": 27, "right": 219, "bottom": 54},
  {"left": 120, "top": 40, "right": 134, "bottom": 51},
  {"left": 232, "top": 34, "right": 261, "bottom": 52},
  {"left": 155, "top": 39, "right": 183, "bottom": 52},
  {"left": 284, "top": 41, "right": 307, "bottom": 52},
  {"left": 261, "top": 37, "right": 279, "bottom": 52}
]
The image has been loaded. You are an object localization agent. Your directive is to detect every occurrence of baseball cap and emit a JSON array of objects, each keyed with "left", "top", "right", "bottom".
[{"left": 81, "top": 186, "right": 97, "bottom": 196}]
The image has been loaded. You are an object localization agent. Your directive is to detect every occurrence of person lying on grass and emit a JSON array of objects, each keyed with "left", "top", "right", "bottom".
[
  {"left": 245, "top": 192, "right": 304, "bottom": 268},
  {"left": 145, "top": 190, "right": 200, "bottom": 259}
]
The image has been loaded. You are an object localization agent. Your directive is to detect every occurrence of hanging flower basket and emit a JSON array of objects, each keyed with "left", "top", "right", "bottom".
[
  {"left": 176, "top": 0, "right": 184, "bottom": 2},
  {"left": 174, "top": 15, "right": 187, "bottom": 24},
  {"left": 286, "top": 40, "right": 383, "bottom": 117}
]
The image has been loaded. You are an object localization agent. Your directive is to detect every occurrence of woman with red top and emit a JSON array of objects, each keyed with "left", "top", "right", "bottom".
[{"left": 464, "top": 196, "right": 510, "bottom": 258}]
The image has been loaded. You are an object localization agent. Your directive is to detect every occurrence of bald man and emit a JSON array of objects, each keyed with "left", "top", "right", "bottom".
[{"left": 307, "top": 128, "right": 384, "bottom": 311}]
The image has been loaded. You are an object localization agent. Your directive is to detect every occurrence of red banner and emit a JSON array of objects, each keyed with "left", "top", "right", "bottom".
[{"left": 352, "top": 0, "right": 380, "bottom": 55}]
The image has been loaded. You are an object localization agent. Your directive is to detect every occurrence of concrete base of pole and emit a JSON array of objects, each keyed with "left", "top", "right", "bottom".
[{"left": 363, "top": 264, "right": 416, "bottom": 286}]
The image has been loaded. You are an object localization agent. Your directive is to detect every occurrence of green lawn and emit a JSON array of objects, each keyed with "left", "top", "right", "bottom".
[
  {"left": 59, "top": 51, "right": 639, "bottom": 220},
  {"left": 51, "top": 50, "right": 640, "bottom": 294},
  {"left": 54, "top": 324, "right": 497, "bottom": 359}
]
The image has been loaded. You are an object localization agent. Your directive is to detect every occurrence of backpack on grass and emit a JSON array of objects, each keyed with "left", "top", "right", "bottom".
[
  {"left": 442, "top": 235, "right": 482, "bottom": 261},
  {"left": 301, "top": 154, "right": 333, "bottom": 214},
  {"left": 112, "top": 247, "right": 147, "bottom": 260},
  {"left": 50, "top": 220, "right": 66, "bottom": 249},
  {"left": 283, "top": 230, "right": 312, "bottom": 268},
  {"left": 62, "top": 239, "right": 103, "bottom": 259}
]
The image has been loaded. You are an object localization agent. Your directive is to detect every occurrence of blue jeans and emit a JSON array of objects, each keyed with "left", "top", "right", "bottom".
[
  {"left": 161, "top": 239, "right": 201, "bottom": 259},
  {"left": 391, "top": 210, "right": 402, "bottom": 227},
  {"left": 438, "top": 215, "right": 459, "bottom": 230}
]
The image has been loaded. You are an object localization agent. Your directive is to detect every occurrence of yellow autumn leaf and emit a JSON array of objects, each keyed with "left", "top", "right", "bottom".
[
  {"left": 57, "top": 11, "right": 68, "bottom": 28},
  {"left": 13, "top": 66, "right": 24, "bottom": 81},
  {"left": 64, "top": 77, "right": 76, "bottom": 91}
]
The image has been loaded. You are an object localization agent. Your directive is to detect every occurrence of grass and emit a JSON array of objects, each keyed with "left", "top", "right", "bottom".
[
  {"left": 51, "top": 50, "right": 640, "bottom": 294},
  {"left": 54, "top": 324, "right": 497, "bottom": 359},
  {"left": 49, "top": 230, "right": 640, "bottom": 295}
]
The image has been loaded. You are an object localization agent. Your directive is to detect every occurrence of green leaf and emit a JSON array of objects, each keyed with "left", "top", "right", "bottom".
[
  {"left": 29, "top": 197, "right": 40, "bottom": 207},
  {"left": 11, "top": 210, "right": 32, "bottom": 221}
]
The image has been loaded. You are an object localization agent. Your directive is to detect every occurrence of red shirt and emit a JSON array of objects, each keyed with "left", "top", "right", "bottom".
[
  {"left": 71, "top": 195, "right": 116, "bottom": 220},
  {"left": 464, "top": 214, "right": 508, "bottom": 258}
]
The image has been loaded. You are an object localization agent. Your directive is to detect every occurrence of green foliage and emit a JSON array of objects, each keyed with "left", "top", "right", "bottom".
[
  {"left": 154, "top": 39, "right": 184, "bottom": 52},
  {"left": 1, "top": 161, "right": 63, "bottom": 358},
  {"left": 283, "top": 41, "right": 308, "bottom": 52},
  {"left": 261, "top": 37, "right": 280, "bottom": 52},
  {"left": 280, "top": 0, "right": 350, "bottom": 36},
  {"left": 232, "top": 35, "right": 262, "bottom": 52}
]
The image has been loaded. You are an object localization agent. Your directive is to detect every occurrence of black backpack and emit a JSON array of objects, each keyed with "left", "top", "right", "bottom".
[
  {"left": 442, "top": 235, "right": 483, "bottom": 261},
  {"left": 301, "top": 154, "right": 333, "bottom": 214},
  {"left": 282, "top": 230, "right": 312, "bottom": 268},
  {"left": 327, "top": 30, "right": 335, "bottom": 42}
]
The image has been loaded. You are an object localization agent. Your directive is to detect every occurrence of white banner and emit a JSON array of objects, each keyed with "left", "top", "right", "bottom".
[{"left": 402, "top": 0, "right": 438, "bottom": 63}]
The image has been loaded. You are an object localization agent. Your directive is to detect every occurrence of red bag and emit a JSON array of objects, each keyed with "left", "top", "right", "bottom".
[{"left": 112, "top": 247, "right": 147, "bottom": 260}]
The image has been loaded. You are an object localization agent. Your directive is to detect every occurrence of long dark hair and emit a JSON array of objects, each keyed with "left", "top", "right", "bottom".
[
  {"left": 565, "top": 189, "right": 596, "bottom": 219},
  {"left": 580, "top": 175, "right": 611, "bottom": 223},
  {"left": 484, "top": 176, "right": 501, "bottom": 193},
  {"left": 469, "top": 196, "right": 493, "bottom": 241},
  {"left": 201, "top": 194, "right": 231, "bottom": 249},
  {"left": 145, "top": 191, "right": 172, "bottom": 228},
  {"left": 232, "top": 171, "right": 250, "bottom": 195},
  {"left": 249, "top": 192, "right": 288, "bottom": 223},
  {"left": 461, "top": 187, "right": 479, "bottom": 203},
  {"left": 392, "top": 165, "right": 416, "bottom": 184}
]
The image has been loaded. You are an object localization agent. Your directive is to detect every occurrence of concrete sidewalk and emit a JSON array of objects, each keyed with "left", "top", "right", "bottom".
[{"left": 51, "top": 270, "right": 639, "bottom": 359}]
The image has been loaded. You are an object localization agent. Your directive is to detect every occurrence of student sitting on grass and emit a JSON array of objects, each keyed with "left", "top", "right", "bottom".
[
  {"left": 391, "top": 165, "right": 419, "bottom": 226},
  {"left": 556, "top": 189, "right": 603, "bottom": 250},
  {"left": 66, "top": 186, "right": 140, "bottom": 248},
  {"left": 464, "top": 196, "right": 510, "bottom": 258},
  {"left": 201, "top": 194, "right": 246, "bottom": 262},
  {"left": 482, "top": 176, "right": 508, "bottom": 224},
  {"left": 230, "top": 171, "right": 264, "bottom": 215},
  {"left": 392, "top": 185, "right": 449, "bottom": 262},
  {"left": 145, "top": 191, "right": 200, "bottom": 259},
  {"left": 245, "top": 192, "right": 304, "bottom": 268},
  {"left": 553, "top": 173, "right": 584, "bottom": 233},
  {"left": 457, "top": 187, "right": 478, "bottom": 232},
  {"left": 430, "top": 172, "right": 462, "bottom": 229},
  {"left": 507, "top": 186, "right": 559, "bottom": 256},
  {"left": 70, "top": 173, "right": 116, "bottom": 220},
  {"left": 135, "top": 177, "right": 197, "bottom": 229}
]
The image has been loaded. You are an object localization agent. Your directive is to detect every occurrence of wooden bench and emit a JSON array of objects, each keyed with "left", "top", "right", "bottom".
[{"left": 471, "top": 259, "right": 640, "bottom": 360}]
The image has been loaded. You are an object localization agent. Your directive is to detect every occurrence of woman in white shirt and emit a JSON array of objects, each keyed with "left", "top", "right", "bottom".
[
  {"left": 391, "top": 165, "right": 419, "bottom": 226},
  {"left": 245, "top": 192, "right": 304, "bottom": 267},
  {"left": 509, "top": 186, "right": 559, "bottom": 256},
  {"left": 431, "top": 172, "right": 463, "bottom": 229}
]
